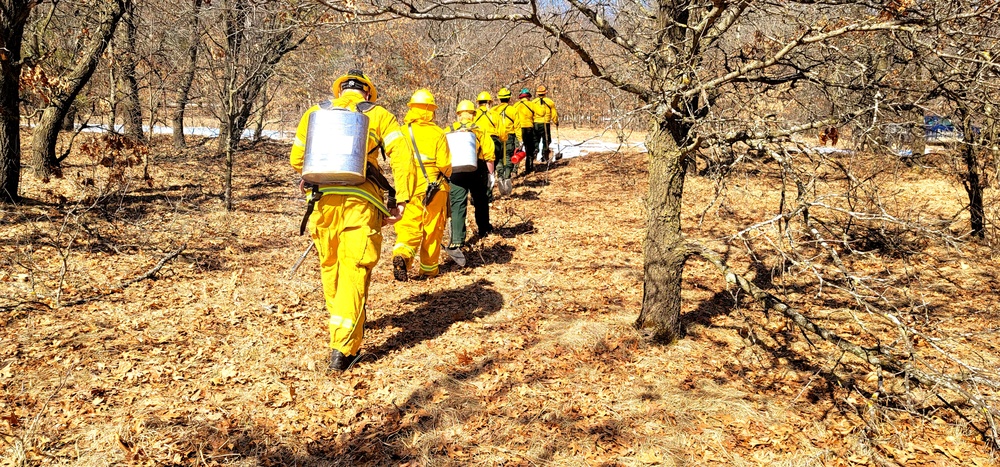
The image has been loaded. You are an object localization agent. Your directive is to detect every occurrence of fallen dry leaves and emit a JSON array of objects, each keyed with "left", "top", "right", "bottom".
[{"left": 0, "top": 134, "right": 998, "bottom": 466}]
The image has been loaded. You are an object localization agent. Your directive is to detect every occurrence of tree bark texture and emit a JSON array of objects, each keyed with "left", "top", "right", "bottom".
[
  {"left": 28, "top": 0, "right": 127, "bottom": 179},
  {"left": 0, "top": 0, "right": 30, "bottom": 202},
  {"left": 171, "top": 0, "right": 202, "bottom": 149},
  {"left": 224, "top": 132, "right": 234, "bottom": 211},
  {"left": 61, "top": 105, "right": 77, "bottom": 131},
  {"left": 117, "top": 1, "right": 144, "bottom": 143},
  {"left": 635, "top": 123, "right": 689, "bottom": 343},
  {"left": 962, "top": 138, "right": 985, "bottom": 238},
  {"left": 954, "top": 108, "right": 986, "bottom": 239}
]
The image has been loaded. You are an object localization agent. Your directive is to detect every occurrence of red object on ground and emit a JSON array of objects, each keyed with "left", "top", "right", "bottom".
[{"left": 511, "top": 148, "right": 526, "bottom": 164}]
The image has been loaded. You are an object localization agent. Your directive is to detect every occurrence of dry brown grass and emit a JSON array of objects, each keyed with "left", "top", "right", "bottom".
[{"left": 1, "top": 132, "right": 998, "bottom": 466}]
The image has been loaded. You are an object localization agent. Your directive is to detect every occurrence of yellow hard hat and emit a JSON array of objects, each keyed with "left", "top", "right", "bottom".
[
  {"left": 456, "top": 100, "right": 476, "bottom": 113},
  {"left": 408, "top": 88, "right": 437, "bottom": 109},
  {"left": 497, "top": 87, "right": 512, "bottom": 99},
  {"left": 476, "top": 91, "right": 492, "bottom": 102},
  {"left": 536, "top": 85, "right": 547, "bottom": 95},
  {"left": 331, "top": 69, "right": 378, "bottom": 102}
]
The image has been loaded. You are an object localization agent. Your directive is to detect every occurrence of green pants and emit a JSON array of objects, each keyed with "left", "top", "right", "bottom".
[
  {"left": 534, "top": 122, "right": 552, "bottom": 160},
  {"left": 448, "top": 160, "right": 492, "bottom": 247},
  {"left": 496, "top": 136, "right": 517, "bottom": 180}
]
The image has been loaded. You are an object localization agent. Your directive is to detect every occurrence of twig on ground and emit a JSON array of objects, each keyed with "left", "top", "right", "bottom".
[{"left": 61, "top": 243, "right": 187, "bottom": 307}]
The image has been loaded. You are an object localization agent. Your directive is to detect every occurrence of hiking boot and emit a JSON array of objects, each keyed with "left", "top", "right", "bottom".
[
  {"left": 392, "top": 256, "right": 408, "bottom": 282},
  {"left": 329, "top": 349, "right": 361, "bottom": 372},
  {"left": 555, "top": 153, "right": 563, "bottom": 161},
  {"left": 444, "top": 246, "right": 466, "bottom": 267},
  {"left": 414, "top": 273, "right": 433, "bottom": 281}
]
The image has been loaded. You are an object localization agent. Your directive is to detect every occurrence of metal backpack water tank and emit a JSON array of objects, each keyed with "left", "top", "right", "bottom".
[
  {"left": 301, "top": 108, "right": 370, "bottom": 185},
  {"left": 447, "top": 130, "right": 479, "bottom": 173}
]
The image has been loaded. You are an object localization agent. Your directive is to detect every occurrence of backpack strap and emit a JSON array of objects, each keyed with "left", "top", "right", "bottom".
[
  {"left": 475, "top": 109, "right": 496, "bottom": 128},
  {"left": 519, "top": 100, "right": 535, "bottom": 116},
  {"left": 501, "top": 104, "right": 515, "bottom": 125},
  {"left": 408, "top": 123, "right": 449, "bottom": 184},
  {"left": 408, "top": 123, "right": 432, "bottom": 184}
]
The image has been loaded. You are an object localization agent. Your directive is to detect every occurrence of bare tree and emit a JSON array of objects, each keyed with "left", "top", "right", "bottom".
[
  {"left": 170, "top": 0, "right": 203, "bottom": 149},
  {"left": 26, "top": 0, "right": 127, "bottom": 180},
  {"left": 0, "top": 0, "right": 34, "bottom": 202},
  {"left": 911, "top": 26, "right": 1000, "bottom": 239},
  {"left": 202, "top": 0, "right": 311, "bottom": 210},
  {"left": 115, "top": 0, "right": 144, "bottom": 142}
]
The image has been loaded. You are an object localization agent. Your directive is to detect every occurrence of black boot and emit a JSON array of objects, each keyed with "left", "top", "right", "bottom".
[
  {"left": 392, "top": 256, "right": 408, "bottom": 282},
  {"left": 329, "top": 349, "right": 360, "bottom": 372}
]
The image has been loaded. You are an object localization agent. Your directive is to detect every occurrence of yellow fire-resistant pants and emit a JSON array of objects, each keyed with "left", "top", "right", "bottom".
[
  {"left": 307, "top": 194, "right": 383, "bottom": 356},
  {"left": 392, "top": 188, "right": 449, "bottom": 277}
]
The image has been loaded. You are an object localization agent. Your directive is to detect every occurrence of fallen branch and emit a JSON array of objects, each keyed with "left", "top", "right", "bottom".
[
  {"left": 688, "top": 240, "right": 1000, "bottom": 447},
  {"left": 0, "top": 300, "right": 53, "bottom": 314},
  {"left": 61, "top": 243, "right": 187, "bottom": 307}
]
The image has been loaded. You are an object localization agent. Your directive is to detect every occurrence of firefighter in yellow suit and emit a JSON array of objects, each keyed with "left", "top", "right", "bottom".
[
  {"left": 392, "top": 89, "right": 452, "bottom": 280},
  {"left": 289, "top": 70, "right": 417, "bottom": 372},
  {"left": 444, "top": 100, "right": 495, "bottom": 265},
  {"left": 512, "top": 88, "right": 545, "bottom": 173},
  {"left": 474, "top": 91, "right": 500, "bottom": 199},
  {"left": 534, "top": 84, "right": 560, "bottom": 162},
  {"left": 491, "top": 87, "right": 518, "bottom": 194}
]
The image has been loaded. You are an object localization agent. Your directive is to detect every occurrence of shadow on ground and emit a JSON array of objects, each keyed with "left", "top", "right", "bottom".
[{"left": 366, "top": 279, "right": 504, "bottom": 359}]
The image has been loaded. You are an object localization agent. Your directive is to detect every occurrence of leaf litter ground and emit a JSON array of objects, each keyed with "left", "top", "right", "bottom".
[{"left": 1, "top": 133, "right": 998, "bottom": 466}]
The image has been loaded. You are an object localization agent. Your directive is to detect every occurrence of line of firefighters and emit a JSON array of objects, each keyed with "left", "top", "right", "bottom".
[{"left": 289, "top": 70, "right": 559, "bottom": 372}]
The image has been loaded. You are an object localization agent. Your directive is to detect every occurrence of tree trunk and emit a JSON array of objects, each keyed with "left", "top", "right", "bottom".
[
  {"left": 252, "top": 86, "right": 267, "bottom": 142},
  {"left": 29, "top": 107, "right": 65, "bottom": 180},
  {"left": 0, "top": 0, "right": 30, "bottom": 202},
  {"left": 62, "top": 105, "right": 77, "bottom": 131},
  {"left": 224, "top": 128, "right": 235, "bottom": 211},
  {"left": 962, "top": 136, "right": 985, "bottom": 239},
  {"left": 635, "top": 123, "right": 689, "bottom": 343},
  {"left": 954, "top": 108, "right": 986, "bottom": 239},
  {"left": 171, "top": 0, "right": 203, "bottom": 149},
  {"left": 28, "top": 0, "right": 127, "bottom": 179},
  {"left": 118, "top": 0, "right": 144, "bottom": 143}
]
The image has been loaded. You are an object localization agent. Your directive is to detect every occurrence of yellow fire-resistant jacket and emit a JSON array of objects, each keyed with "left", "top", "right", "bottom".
[
  {"left": 490, "top": 103, "right": 518, "bottom": 142},
  {"left": 447, "top": 120, "right": 495, "bottom": 162},
  {"left": 533, "top": 96, "right": 558, "bottom": 125},
  {"left": 402, "top": 106, "right": 452, "bottom": 192},
  {"left": 473, "top": 105, "right": 499, "bottom": 138},
  {"left": 512, "top": 98, "right": 544, "bottom": 141},
  {"left": 290, "top": 93, "right": 417, "bottom": 215}
]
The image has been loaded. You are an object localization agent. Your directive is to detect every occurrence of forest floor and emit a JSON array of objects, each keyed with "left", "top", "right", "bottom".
[{"left": 1, "top": 131, "right": 998, "bottom": 466}]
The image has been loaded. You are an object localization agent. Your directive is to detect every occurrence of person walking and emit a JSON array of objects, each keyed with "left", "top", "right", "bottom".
[
  {"left": 474, "top": 91, "right": 501, "bottom": 200},
  {"left": 512, "top": 88, "right": 544, "bottom": 174},
  {"left": 289, "top": 69, "right": 416, "bottom": 372},
  {"left": 534, "top": 85, "right": 560, "bottom": 162},
  {"left": 392, "top": 89, "right": 452, "bottom": 281},
  {"left": 491, "top": 87, "right": 518, "bottom": 195},
  {"left": 444, "top": 100, "right": 495, "bottom": 265}
]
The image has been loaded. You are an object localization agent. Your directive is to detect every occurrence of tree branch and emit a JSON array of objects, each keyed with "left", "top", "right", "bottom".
[
  {"left": 688, "top": 241, "right": 1000, "bottom": 448},
  {"left": 61, "top": 243, "right": 187, "bottom": 307}
]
